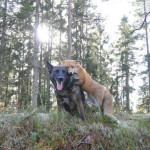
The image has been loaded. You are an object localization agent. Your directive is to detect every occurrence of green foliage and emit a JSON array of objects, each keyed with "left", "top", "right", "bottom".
[{"left": 84, "top": 49, "right": 98, "bottom": 79}]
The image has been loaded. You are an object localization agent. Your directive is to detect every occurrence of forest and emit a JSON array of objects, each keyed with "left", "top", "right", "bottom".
[{"left": 0, "top": 0, "right": 150, "bottom": 149}]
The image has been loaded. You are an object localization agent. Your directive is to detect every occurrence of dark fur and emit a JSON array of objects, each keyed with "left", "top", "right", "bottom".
[{"left": 46, "top": 61, "right": 86, "bottom": 121}]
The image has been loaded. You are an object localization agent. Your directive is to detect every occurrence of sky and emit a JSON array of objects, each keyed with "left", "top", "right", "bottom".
[
  {"left": 94, "top": 0, "right": 135, "bottom": 42},
  {"left": 38, "top": 0, "right": 136, "bottom": 43}
]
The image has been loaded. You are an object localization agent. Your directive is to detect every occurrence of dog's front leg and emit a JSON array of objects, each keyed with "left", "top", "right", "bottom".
[
  {"left": 73, "top": 97, "right": 85, "bottom": 121},
  {"left": 77, "top": 101, "right": 85, "bottom": 121},
  {"left": 56, "top": 97, "right": 63, "bottom": 112}
]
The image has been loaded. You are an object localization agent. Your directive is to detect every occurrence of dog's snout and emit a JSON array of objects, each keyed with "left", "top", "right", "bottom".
[{"left": 58, "top": 76, "right": 64, "bottom": 81}]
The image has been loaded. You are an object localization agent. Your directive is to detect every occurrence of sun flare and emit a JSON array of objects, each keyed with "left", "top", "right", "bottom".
[{"left": 37, "top": 24, "right": 49, "bottom": 43}]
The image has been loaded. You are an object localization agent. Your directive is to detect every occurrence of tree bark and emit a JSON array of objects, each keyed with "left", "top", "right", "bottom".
[
  {"left": 46, "top": 27, "right": 51, "bottom": 110},
  {"left": 38, "top": 45, "right": 42, "bottom": 106},
  {"left": 32, "top": 0, "right": 39, "bottom": 108},
  {"left": 67, "top": 0, "right": 72, "bottom": 59},
  {"left": 125, "top": 51, "right": 130, "bottom": 111},
  {"left": 0, "top": 0, "right": 7, "bottom": 96},
  {"left": 143, "top": 0, "right": 150, "bottom": 112}
]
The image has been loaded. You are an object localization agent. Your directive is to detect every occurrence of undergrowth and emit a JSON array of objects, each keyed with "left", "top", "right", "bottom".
[{"left": 0, "top": 108, "right": 150, "bottom": 150}]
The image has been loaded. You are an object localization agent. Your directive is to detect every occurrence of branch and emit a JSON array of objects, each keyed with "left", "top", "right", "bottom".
[
  {"left": 131, "top": 11, "right": 150, "bottom": 34},
  {"left": 20, "top": 109, "right": 36, "bottom": 124},
  {"left": 76, "top": 135, "right": 87, "bottom": 147}
]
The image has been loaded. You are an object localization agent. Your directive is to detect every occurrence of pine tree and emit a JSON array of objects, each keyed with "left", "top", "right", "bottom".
[
  {"left": 134, "top": 0, "right": 150, "bottom": 112},
  {"left": 114, "top": 16, "right": 138, "bottom": 112},
  {"left": 0, "top": 0, "right": 8, "bottom": 103}
]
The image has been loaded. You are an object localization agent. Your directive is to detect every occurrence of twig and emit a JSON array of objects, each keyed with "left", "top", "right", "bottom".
[
  {"left": 76, "top": 135, "right": 87, "bottom": 147},
  {"left": 20, "top": 109, "right": 36, "bottom": 124},
  {"left": 0, "top": 120, "right": 11, "bottom": 126}
]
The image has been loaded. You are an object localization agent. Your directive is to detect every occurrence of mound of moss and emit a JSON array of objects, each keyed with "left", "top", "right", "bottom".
[{"left": 0, "top": 110, "right": 150, "bottom": 149}]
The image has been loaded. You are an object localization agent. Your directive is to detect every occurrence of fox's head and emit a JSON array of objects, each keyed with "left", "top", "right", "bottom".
[{"left": 61, "top": 60, "right": 81, "bottom": 74}]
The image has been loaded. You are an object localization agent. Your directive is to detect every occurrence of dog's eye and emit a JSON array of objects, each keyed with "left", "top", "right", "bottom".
[
  {"left": 55, "top": 69, "right": 59, "bottom": 73},
  {"left": 62, "top": 70, "right": 66, "bottom": 74}
]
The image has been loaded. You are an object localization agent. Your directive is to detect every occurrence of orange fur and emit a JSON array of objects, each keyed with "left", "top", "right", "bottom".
[{"left": 61, "top": 60, "right": 119, "bottom": 123}]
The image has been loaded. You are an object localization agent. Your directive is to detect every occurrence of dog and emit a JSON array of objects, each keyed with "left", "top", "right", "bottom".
[
  {"left": 61, "top": 60, "right": 120, "bottom": 123},
  {"left": 46, "top": 61, "right": 86, "bottom": 121}
]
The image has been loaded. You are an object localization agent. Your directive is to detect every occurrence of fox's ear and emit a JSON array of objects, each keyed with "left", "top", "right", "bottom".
[
  {"left": 61, "top": 60, "right": 65, "bottom": 65},
  {"left": 46, "top": 61, "right": 53, "bottom": 73},
  {"left": 59, "top": 59, "right": 64, "bottom": 65},
  {"left": 75, "top": 60, "right": 82, "bottom": 65}
]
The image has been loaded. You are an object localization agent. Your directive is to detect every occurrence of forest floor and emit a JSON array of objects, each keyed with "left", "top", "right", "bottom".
[{"left": 0, "top": 108, "right": 150, "bottom": 150}]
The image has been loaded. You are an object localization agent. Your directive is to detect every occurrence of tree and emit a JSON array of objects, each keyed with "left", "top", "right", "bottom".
[
  {"left": 114, "top": 16, "right": 138, "bottom": 112},
  {"left": 143, "top": 0, "right": 150, "bottom": 112},
  {"left": 133, "top": 0, "right": 150, "bottom": 112},
  {"left": 0, "top": 0, "right": 7, "bottom": 102},
  {"left": 32, "top": 0, "right": 39, "bottom": 108},
  {"left": 67, "top": 0, "right": 72, "bottom": 59}
]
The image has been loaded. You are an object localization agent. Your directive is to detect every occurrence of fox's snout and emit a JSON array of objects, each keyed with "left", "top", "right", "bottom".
[{"left": 68, "top": 68, "right": 76, "bottom": 74}]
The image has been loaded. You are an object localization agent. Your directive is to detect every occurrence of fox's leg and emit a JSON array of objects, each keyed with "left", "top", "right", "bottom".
[
  {"left": 102, "top": 91, "right": 113, "bottom": 115},
  {"left": 103, "top": 91, "right": 120, "bottom": 124}
]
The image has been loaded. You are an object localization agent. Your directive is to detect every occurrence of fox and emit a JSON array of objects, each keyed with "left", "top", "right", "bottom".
[{"left": 61, "top": 60, "right": 120, "bottom": 123}]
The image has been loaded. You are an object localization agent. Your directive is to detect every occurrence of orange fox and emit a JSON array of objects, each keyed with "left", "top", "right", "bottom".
[{"left": 61, "top": 60, "right": 120, "bottom": 123}]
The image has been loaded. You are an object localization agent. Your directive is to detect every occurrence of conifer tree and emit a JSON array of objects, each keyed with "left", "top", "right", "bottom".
[{"left": 114, "top": 16, "right": 138, "bottom": 112}]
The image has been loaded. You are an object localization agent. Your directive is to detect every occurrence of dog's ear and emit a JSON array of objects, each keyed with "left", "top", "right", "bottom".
[{"left": 46, "top": 61, "right": 53, "bottom": 73}]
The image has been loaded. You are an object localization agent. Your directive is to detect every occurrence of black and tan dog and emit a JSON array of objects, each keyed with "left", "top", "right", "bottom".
[{"left": 46, "top": 61, "right": 86, "bottom": 121}]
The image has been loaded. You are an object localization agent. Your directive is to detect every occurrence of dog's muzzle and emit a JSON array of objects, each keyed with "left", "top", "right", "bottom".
[
  {"left": 58, "top": 76, "right": 64, "bottom": 82},
  {"left": 56, "top": 76, "right": 64, "bottom": 91}
]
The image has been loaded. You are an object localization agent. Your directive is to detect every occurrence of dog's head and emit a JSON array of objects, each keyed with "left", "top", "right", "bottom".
[
  {"left": 47, "top": 61, "right": 70, "bottom": 91},
  {"left": 61, "top": 60, "right": 81, "bottom": 74}
]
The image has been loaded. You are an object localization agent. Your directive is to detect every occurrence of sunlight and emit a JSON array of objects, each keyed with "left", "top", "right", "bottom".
[{"left": 37, "top": 24, "right": 49, "bottom": 43}]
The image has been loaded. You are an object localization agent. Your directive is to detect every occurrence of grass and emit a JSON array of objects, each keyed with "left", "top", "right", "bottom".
[{"left": 0, "top": 108, "right": 150, "bottom": 150}]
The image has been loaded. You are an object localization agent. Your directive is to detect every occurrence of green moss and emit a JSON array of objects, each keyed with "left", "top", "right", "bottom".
[{"left": 1, "top": 111, "right": 150, "bottom": 149}]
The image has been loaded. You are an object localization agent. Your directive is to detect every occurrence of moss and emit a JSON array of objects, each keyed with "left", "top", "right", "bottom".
[{"left": 0, "top": 111, "right": 150, "bottom": 149}]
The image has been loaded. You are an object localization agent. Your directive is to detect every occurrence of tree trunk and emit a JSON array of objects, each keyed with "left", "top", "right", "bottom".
[
  {"left": 58, "top": 31, "right": 61, "bottom": 60},
  {"left": 0, "top": 0, "right": 7, "bottom": 96},
  {"left": 45, "top": 26, "right": 51, "bottom": 111},
  {"left": 67, "top": 0, "right": 72, "bottom": 59},
  {"left": 32, "top": 0, "right": 39, "bottom": 108},
  {"left": 26, "top": 31, "right": 32, "bottom": 107},
  {"left": 38, "top": 45, "right": 42, "bottom": 106},
  {"left": 125, "top": 51, "right": 130, "bottom": 111},
  {"left": 143, "top": 0, "right": 150, "bottom": 112},
  {"left": 116, "top": 73, "right": 120, "bottom": 112}
]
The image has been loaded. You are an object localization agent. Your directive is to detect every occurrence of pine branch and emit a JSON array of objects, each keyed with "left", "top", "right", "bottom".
[{"left": 131, "top": 11, "right": 150, "bottom": 34}]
